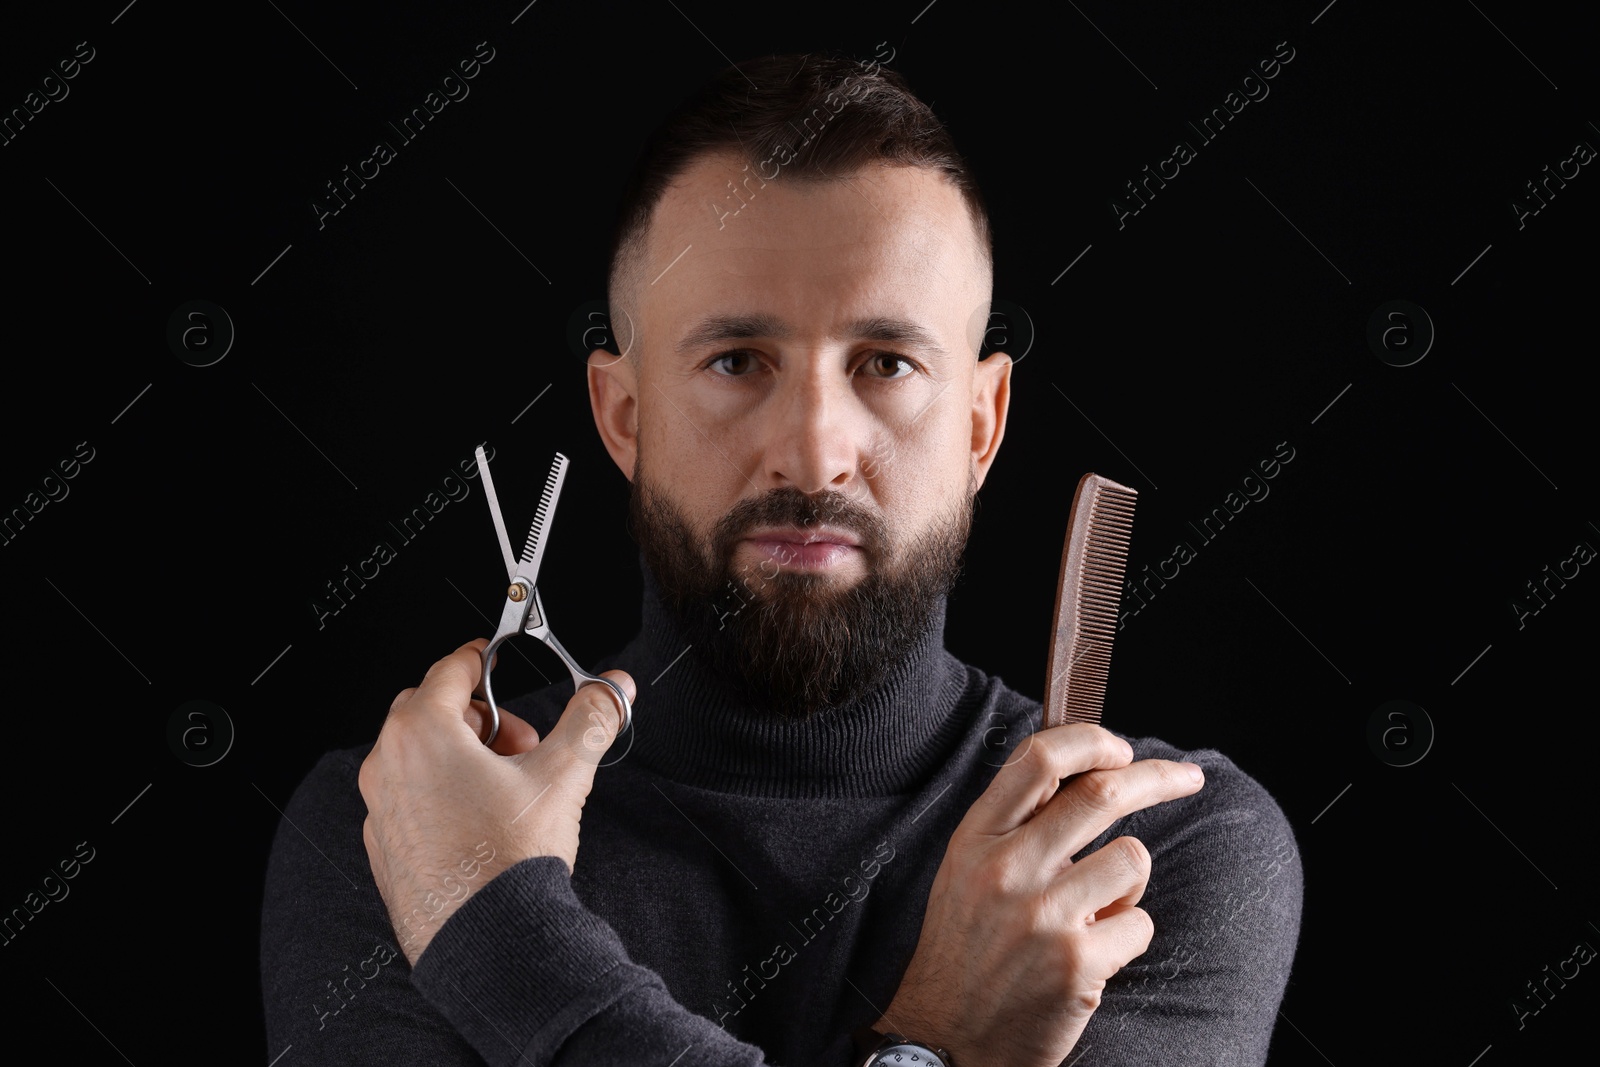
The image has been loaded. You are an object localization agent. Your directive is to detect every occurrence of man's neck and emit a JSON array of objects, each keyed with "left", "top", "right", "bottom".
[{"left": 609, "top": 557, "right": 970, "bottom": 798}]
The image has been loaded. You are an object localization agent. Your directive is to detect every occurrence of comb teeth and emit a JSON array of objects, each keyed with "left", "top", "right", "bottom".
[
  {"left": 1044, "top": 475, "right": 1138, "bottom": 729},
  {"left": 520, "top": 453, "right": 569, "bottom": 565}
]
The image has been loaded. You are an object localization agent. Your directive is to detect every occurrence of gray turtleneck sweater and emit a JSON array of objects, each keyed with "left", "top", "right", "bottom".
[{"left": 261, "top": 565, "right": 1302, "bottom": 1065}]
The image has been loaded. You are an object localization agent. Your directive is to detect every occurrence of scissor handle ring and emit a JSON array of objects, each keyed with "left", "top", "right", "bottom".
[
  {"left": 477, "top": 638, "right": 633, "bottom": 747},
  {"left": 479, "top": 635, "right": 511, "bottom": 747},
  {"left": 575, "top": 674, "right": 632, "bottom": 737}
]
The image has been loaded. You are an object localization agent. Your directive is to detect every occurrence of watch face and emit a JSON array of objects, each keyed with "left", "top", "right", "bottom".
[{"left": 874, "top": 1042, "right": 947, "bottom": 1067}]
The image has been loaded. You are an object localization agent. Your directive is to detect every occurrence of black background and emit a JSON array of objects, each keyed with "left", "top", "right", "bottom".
[{"left": 2, "top": 0, "right": 1596, "bottom": 1062}]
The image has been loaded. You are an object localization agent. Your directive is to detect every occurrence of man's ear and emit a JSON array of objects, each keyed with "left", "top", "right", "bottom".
[
  {"left": 969, "top": 351, "right": 1011, "bottom": 492},
  {"left": 588, "top": 349, "right": 639, "bottom": 481}
]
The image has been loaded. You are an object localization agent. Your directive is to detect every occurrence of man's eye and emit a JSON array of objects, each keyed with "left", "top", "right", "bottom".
[
  {"left": 708, "top": 351, "right": 760, "bottom": 375},
  {"left": 863, "top": 352, "right": 915, "bottom": 379}
]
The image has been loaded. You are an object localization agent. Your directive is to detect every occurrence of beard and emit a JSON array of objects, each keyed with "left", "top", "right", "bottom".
[{"left": 630, "top": 460, "right": 975, "bottom": 722}]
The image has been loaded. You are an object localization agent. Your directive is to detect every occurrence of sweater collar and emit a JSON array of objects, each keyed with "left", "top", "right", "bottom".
[{"left": 603, "top": 554, "right": 972, "bottom": 798}]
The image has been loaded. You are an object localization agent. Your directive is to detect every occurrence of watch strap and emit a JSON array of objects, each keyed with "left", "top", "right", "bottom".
[{"left": 852, "top": 1023, "right": 953, "bottom": 1067}]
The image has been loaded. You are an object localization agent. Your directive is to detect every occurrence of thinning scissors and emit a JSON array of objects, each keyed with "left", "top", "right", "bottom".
[{"left": 473, "top": 446, "right": 632, "bottom": 746}]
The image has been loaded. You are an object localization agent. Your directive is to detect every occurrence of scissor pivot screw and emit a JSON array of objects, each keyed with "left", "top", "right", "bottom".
[{"left": 507, "top": 584, "right": 527, "bottom": 602}]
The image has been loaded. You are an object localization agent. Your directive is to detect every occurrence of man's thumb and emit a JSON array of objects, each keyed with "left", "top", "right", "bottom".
[{"left": 552, "top": 671, "right": 634, "bottom": 769}]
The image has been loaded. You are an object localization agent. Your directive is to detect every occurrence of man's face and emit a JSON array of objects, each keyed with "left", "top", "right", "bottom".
[{"left": 590, "top": 151, "right": 1010, "bottom": 719}]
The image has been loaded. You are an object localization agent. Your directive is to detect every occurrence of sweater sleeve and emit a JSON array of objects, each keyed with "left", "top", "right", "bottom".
[
  {"left": 261, "top": 746, "right": 480, "bottom": 1063},
  {"left": 1070, "top": 744, "right": 1305, "bottom": 1066},
  {"left": 410, "top": 859, "right": 780, "bottom": 1065},
  {"left": 260, "top": 746, "right": 784, "bottom": 1067}
]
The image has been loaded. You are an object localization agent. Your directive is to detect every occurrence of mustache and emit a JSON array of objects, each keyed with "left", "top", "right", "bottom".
[{"left": 712, "top": 487, "right": 884, "bottom": 554}]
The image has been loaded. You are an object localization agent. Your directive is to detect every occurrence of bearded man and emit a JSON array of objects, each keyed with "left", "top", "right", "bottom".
[{"left": 262, "top": 51, "right": 1302, "bottom": 1067}]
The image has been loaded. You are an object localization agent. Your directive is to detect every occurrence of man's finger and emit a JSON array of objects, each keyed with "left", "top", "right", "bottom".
[
  {"left": 547, "top": 670, "right": 635, "bottom": 768},
  {"left": 463, "top": 700, "right": 541, "bottom": 756},
  {"left": 1024, "top": 759, "right": 1203, "bottom": 872},
  {"left": 1040, "top": 835, "right": 1152, "bottom": 920},
  {"left": 412, "top": 639, "right": 486, "bottom": 703},
  {"left": 1072, "top": 905, "right": 1158, "bottom": 973},
  {"left": 962, "top": 724, "right": 1133, "bottom": 838},
  {"left": 395, "top": 640, "right": 491, "bottom": 726}
]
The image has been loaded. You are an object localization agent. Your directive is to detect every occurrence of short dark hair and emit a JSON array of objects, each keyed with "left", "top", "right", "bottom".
[{"left": 604, "top": 52, "right": 992, "bottom": 353}]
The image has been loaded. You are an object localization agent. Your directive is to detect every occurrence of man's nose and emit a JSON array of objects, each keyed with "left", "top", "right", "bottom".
[{"left": 761, "top": 363, "right": 863, "bottom": 495}]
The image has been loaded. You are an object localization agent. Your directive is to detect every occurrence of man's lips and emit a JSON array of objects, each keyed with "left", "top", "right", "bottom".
[
  {"left": 741, "top": 525, "right": 861, "bottom": 547},
  {"left": 739, "top": 526, "right": 863, "bottom": 568}
]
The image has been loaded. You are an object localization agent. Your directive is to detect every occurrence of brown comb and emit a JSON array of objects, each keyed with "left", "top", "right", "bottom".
[{"left": 1042, "top": 473, "right": 1138, "bottom": 730}]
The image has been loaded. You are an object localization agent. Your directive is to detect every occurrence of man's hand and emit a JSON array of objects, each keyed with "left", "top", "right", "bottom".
[
  {"left": 871, "top": 724, "right": 1204, "bottom": 1067},
  {"left": 358, "top": 638, "right": 634, "bottom": 966}
]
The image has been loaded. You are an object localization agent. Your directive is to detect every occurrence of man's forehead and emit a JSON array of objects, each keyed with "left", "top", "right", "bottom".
[{"left": 635, "top": 154, "right": 987, "bottom": 341}]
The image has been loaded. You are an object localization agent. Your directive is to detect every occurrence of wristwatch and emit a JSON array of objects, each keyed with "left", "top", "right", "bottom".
[{"left": 852, "top": 1023, "right": 953, "bottom": 1067}]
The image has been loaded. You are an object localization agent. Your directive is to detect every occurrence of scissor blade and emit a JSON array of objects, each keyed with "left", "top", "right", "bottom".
[
  {"left": 516, "top": 453, "right": 568, "bottom": 587},
  {"left": 476, "top": 446, "right": 516, "bottom": 580}
]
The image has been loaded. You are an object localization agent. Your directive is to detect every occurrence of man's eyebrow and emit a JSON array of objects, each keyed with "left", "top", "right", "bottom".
[
  {"left": 674, "top": 314, "right": 946, "bottom": 355},
  {"left": 676, "top": 314, "right": 789, "bottom": 354},
  {"left": 844, "top": 316, "right": 945, "bottom": 354}
]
